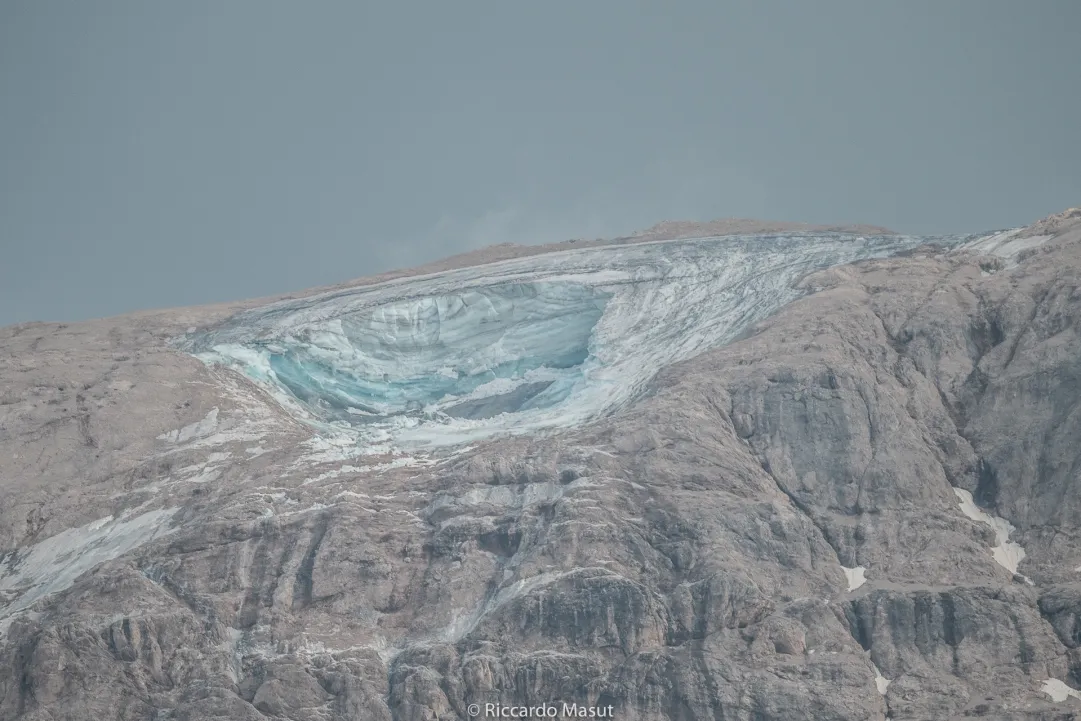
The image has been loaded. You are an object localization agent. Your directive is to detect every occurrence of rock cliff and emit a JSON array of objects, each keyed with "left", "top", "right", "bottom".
[{"left": 0, "top": 211, "right": 1079, "bottom": 720}]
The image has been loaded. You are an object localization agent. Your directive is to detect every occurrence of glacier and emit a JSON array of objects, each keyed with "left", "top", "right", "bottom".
[{"left": 183, "top": 231, "right": 983, "bottom": 452}]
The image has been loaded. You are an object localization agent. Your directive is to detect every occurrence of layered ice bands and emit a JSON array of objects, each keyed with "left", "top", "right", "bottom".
[
  {"left": 184, "top": 232, "right": 977, "bottom": 450},
  {"left": 251, "top": 282, "right": 606, "bottom": 423}
]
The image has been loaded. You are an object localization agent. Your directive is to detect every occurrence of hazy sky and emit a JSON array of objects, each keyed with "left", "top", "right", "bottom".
[{"left": 2, "top": 1, "right": 1079, "bottom": 326}]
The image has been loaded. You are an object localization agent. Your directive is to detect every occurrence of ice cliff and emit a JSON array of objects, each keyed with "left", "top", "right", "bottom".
[{"left": 184, "top": 231, "right": 979, "bottom": 451}]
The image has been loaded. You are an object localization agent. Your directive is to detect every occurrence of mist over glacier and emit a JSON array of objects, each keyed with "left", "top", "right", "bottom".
[{"left": 183, "top": 231, "right": 981, "bottom": 451}]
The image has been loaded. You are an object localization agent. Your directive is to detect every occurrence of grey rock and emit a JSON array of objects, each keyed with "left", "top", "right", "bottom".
[{"left": 0, "top": 211, "right": 1079, "bottom": 719}]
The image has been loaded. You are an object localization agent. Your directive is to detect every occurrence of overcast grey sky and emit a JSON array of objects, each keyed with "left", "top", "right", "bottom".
[{"left": 2, "top": 1, "right": 1079, "bottom": 326}]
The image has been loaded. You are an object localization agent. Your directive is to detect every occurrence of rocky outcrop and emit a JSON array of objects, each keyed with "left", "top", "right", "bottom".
[{"left": 0, "top": 212, "right": 1079, "bottom": 719}]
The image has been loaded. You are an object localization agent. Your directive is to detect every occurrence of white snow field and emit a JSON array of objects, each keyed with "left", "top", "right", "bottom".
[{"left": 185, "top": 231, "right": 983, "bottom": 453}]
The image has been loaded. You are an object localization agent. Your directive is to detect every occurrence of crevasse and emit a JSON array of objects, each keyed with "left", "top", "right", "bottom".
[{"left": 183, "top": 231, "right": 980, "bottom": 451}]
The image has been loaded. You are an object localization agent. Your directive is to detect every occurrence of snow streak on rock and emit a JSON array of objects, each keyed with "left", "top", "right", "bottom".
[
  {"left": 157, "top": 407, "right": 219, "bottom": 443},
  {"left": 0, "top": 508, "right": 179, "bottom": 632},
  {"left": 1041, "top": 679, "right": 1081, "bottom": 703},
  {"left": 185, "top": 232, "right": 978, "bottom": 452},
  {"left": 954, "top": 488, "right": 1027, "bottom": 574},
  {"left": 957, "top": 229, "right": 1052, "bottom": 265}
]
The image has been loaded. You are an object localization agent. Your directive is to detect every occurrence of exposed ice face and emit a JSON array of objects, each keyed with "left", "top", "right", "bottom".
[
  {"left": 259, "top": 282, "right": 608, "bottom": 423},
  {"left": 186, "top": 231, "right": 979, "bottom": 451}
]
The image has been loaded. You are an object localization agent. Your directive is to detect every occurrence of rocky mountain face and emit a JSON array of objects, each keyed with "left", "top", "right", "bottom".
[{"left": 0, "top": 212, "right": 1079, "bottom": 720}]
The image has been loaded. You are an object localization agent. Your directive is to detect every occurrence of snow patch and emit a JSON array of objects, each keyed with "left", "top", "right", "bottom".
[
  {"left": 172, "top": 452, "right": 232, "bottom": 485},
  {"left": 0, "top": 508, "right": 180, "bottom": 632},
  {"left": 954, "top": 488, "right": 1026, "bottom": 574},
  {"left": 301, "top": 465, "right": 361, "bottom": 486},
  {"left": 1041, "top": 678, "right": 1081, "bottom": 703},
  {"left": 871, "top": 662, "right": 891, "bottom": 695},
  {"left": 157, "top": 408, "right": 219, "bottom": 443},
  {"left": 295, "top": 434, "right": 380, "bottom": 465},
  {"left": 440, "top": 568, "right": 586, "bottom": 643},
  {"left": 842, "top": 565, "right": 866, "bottom": 591},
  {"left": 154, "top": 371, "right": 285, "bottom": 458},
  {"left": 86, "top": 515, "right": 114, "bottom": 532},
  {"left": 959, "top": 230, "right": 1051, "bottom": 264},
  {"left": 332, "top": 490, "right": 371, "bottom": 501},
  {"left": 365, "top": 456, "right": 429, "bottom": 474},
  {"left": 424, "top": 479, "right": 597, "bottom": 520},
  {"left": 300, "top": 456, "right": 426, "bottom": 486}
]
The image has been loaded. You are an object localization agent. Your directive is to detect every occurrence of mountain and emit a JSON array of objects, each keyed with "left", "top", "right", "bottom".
[{"left": 0, "top": 210, "right": 1079, "bottom": 720}]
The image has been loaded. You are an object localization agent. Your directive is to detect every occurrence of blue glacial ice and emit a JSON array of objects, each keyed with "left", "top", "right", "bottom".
[
  {"left": 184, "top": 231, "right": 982, "bottom": 451},
  {"left": 256, "top": 282, "right": 606, "bottom": 421}
]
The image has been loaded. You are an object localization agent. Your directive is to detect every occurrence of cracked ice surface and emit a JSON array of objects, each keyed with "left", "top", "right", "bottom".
[{"left": 185, "top": 231, "right": 979, "bottom": 451}]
